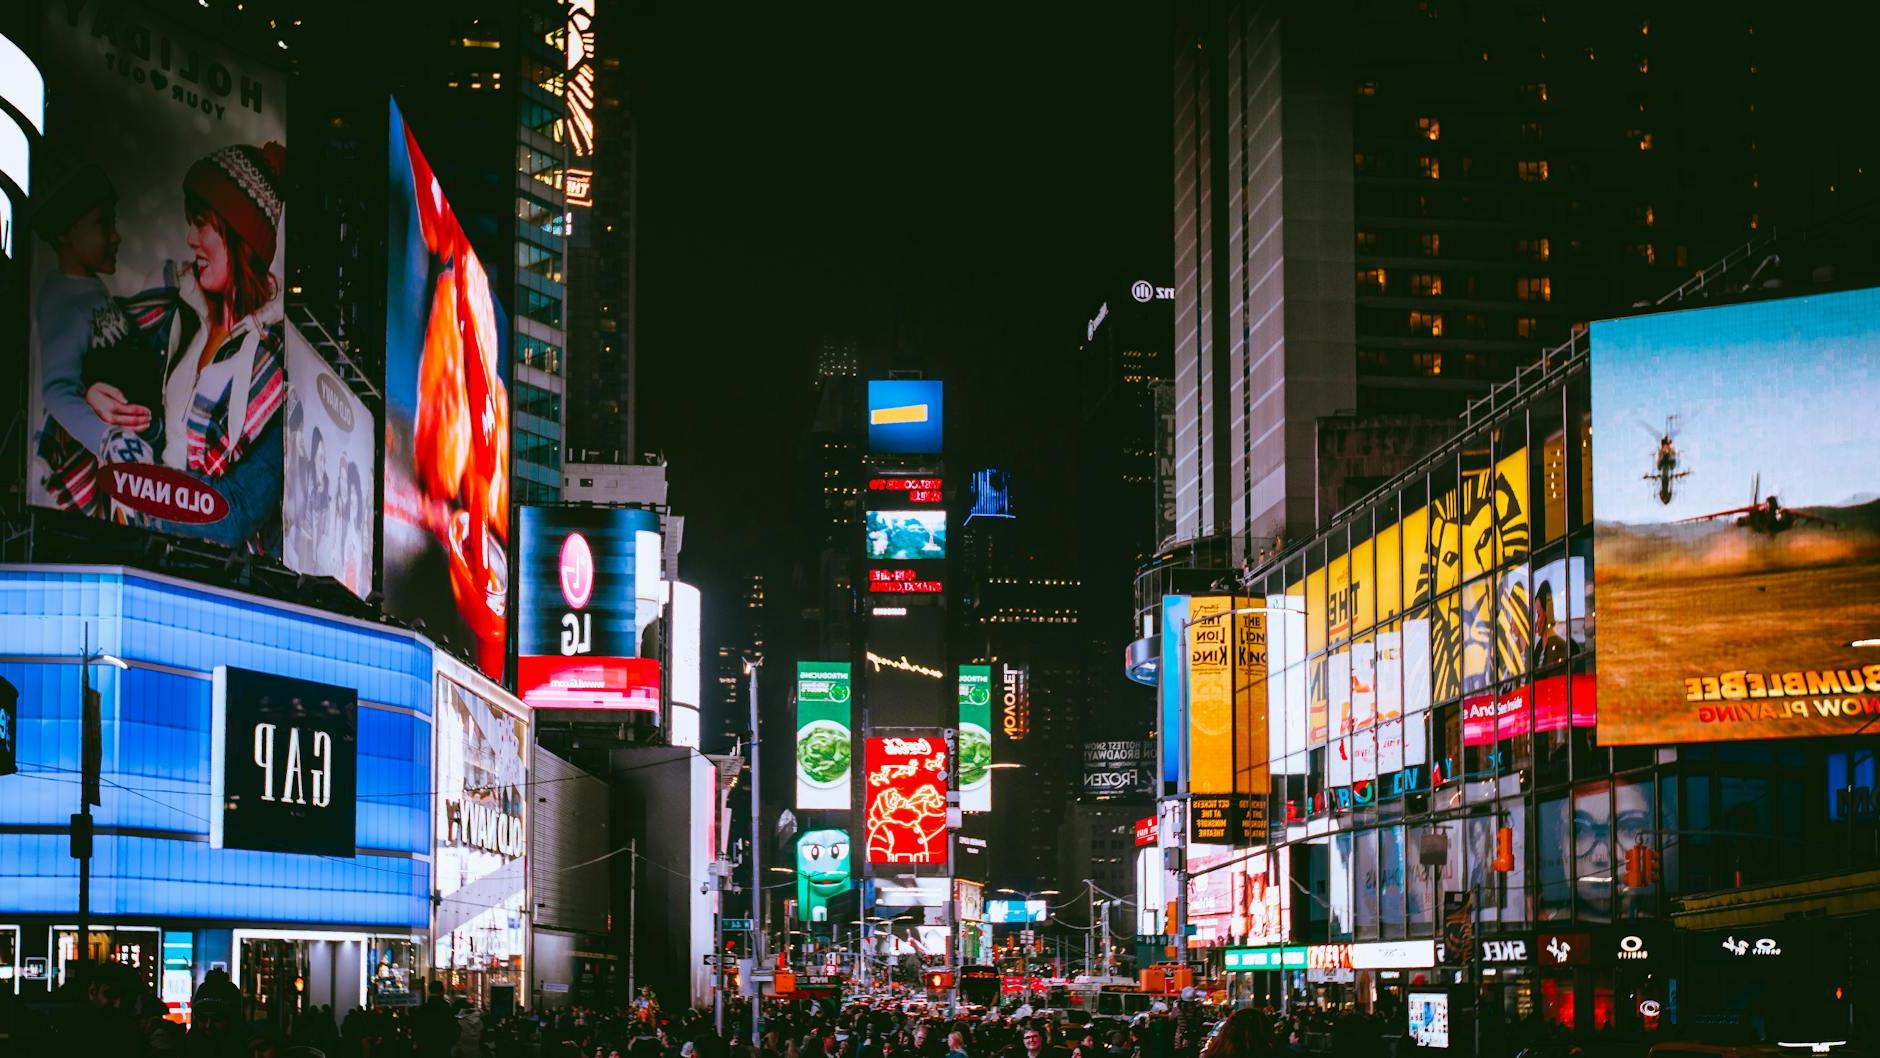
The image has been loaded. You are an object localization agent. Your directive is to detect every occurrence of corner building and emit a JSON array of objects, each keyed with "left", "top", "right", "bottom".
[{"left": 1136, "top": 278, "right": 1880, "bottom": 1042}]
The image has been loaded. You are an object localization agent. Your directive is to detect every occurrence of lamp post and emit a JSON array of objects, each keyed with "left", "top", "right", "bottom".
[
  {"left": 1166, "top": 602, "right": 1296, "bottom": 985},
  {"left": 742, "top": 654, "right": 764, "bottom": 1046},
  {"left": 74, "top": 645, "right": 127, "bottom": 977}
]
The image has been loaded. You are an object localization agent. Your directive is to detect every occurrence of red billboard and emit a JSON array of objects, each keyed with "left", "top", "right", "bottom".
[
  {"left": 869, "top": 568, "right": 943, "bottom": 594},
  {"left": 516, "top": 655, "right": 660, "bottom": 712},
  {"left": 863, "top": 735, "right": 948, "bottom": 865}
]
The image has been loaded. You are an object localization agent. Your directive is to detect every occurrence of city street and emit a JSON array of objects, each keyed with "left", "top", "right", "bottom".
[{"left": 0, "top": 1, "right": 1878, "bottom": 1055}]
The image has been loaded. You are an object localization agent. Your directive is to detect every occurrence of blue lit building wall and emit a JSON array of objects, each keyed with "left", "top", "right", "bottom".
[{"left": 0, "top": 567, "right": 433, "bottom": 928}]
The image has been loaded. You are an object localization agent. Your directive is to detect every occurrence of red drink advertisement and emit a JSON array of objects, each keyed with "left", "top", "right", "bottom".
[{"left": 863, "top": 735, "right": 949, "bottom": 864}]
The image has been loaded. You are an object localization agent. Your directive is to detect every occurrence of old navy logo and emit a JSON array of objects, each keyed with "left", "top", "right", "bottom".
[{"left": 1287, "top": 754, "right": 1502, "bottom": 820}]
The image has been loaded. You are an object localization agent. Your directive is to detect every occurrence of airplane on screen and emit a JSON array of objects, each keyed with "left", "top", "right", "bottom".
[{"left": 1676, "top": 473, "right": 1835, "bottom": 536}]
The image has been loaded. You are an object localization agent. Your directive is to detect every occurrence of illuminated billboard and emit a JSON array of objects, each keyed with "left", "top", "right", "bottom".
[
  {"left": 1184, "top": 596, "right": 1268, "bottom": 845},
  {"left": 869, "top": 568, "right": 943, "bottom": 594},
  {"left": 863, "top": 735, "right": 948, "bottom": 865},
  {"left": 1082, "top": 740, "right": 1154, "bottom": 799},
  {"left": 210, "top": 667, "right": 357, "bottom": 857},
  {"left": 987, "top": 899, "right": 1047, "bottom": 924},
  {"left": 1591, "top": 287, "right": 1880, "bottom": 745},
  {"left": 383, "top": 99, "right": 511, "bottom": 680},
  {"left": 867, "top": 379, "right": 943, "bottom": 454},
  {"left": 866, "top": 510, "right": 947, "bottom": 560},
  {"left": 23, "top": 9, "right": 384, "bottom": 594},
  {"left": 795, "top": 662, "right": 852, "bottom": 811},
  {"left": 869, "top": 476, "right": 943, "bottom": 505},
  {"left": 968, "top": 468, "right": 1015, "bottom": 521},
  {"left": 796, "top": 828, "right": 852, "bottom": 922},
  {"left": 435, "top": 675, "right": 528, "bottom": 974},
  {"left": 516, "top": 506, "right": 662, "bottom": 711},
  {"left": 864, "top": 607, "right": 949, "bottom": 727},
  {"left": 958, "top": 665, "right": 993, "bottom": 812}
]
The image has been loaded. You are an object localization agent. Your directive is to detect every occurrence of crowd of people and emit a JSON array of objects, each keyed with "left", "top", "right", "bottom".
[{"left": 0, "top": 960, "right": 1645, "bottom": 1058}]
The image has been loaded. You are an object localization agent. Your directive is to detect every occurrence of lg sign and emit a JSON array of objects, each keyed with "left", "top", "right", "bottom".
[{"left": 559, "top": 531, "right": 595, "bottom": 654}]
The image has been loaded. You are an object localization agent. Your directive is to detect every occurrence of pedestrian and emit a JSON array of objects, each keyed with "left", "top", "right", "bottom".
[
  {"left": 1202, "top": 1009, "right": 1275, "bottom": 1058},
  {"left": 946, "top": 1030, "right": 971, "bottom": 1058},
  {"left": 414, "top": 981, "right": 462, "bottom": 1058}
]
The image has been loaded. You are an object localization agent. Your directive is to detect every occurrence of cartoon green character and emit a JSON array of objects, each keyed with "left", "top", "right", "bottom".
[{"left": 796, "top": 828, "right": 853, "bottom": 923}]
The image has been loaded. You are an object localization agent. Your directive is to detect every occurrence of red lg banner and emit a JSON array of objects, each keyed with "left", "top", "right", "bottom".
[{"left": 864, "top": 735, "right": 949, "bottom": 864}]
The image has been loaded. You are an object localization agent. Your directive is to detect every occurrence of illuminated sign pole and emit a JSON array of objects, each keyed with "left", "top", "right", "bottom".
[{"left": 1168, "top": 601, "right": 1297, "bottom": 974}]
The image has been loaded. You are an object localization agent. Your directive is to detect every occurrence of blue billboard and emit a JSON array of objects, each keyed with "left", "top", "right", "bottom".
[
  {"left": 867, "top": 380, "right": 944, "bottom": 455},
  {"left": 0, "top": 567, "right": 432, "bottom": 927}
]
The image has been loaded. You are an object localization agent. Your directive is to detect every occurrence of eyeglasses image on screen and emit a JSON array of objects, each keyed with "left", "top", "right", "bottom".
[{"left": 866, "top": 510, "right": 946, "bottom": 560}]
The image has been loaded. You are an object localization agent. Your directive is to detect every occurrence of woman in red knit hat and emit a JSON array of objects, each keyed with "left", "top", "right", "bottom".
[{"left": 90, "top": 140, "right": 289, "bottom": 552}]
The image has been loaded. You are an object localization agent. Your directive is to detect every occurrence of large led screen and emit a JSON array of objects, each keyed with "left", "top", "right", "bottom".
[
  {"left": 863, "top": 735, "right": 948, "bottom": 865},
  {"left": 435, "top": 677, "right": 528, "bottom": 974},
  {"left": 516, "top": 506, "right": 662, "bottom": 711},
  {"left": 795, "top": 662, "right": 852, "bottom": 811},
  {"left": 863, "top": 607, "right": 949, "bottom": 727},
  {"left": 957, "top": 665, "right": 992, "bottom": 812},
  {"left": 867, "top": 379, "right": 943, "bottom": 455},
  {"left": 866, "top": 510, "right": 947, "bottom": 560},
  {"left": 23, "top": 8, "right": 379, "bottom": 593},
  {"left": 383, "top": 100, "right": 510, "bottom": 680},
  {"left": 1591, "top": 288, "right": 1880, "bottom": 745},
  {"left": 795, "top": 828, "right": 853, "bottom": 922}
]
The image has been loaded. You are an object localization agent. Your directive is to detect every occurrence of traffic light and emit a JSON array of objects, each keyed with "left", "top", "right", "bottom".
[
  {"left": 1493, "top": 826, "right": 1515, "bottom": 873},
  {"left": 1623, "top": 845, "right": 1644, "bottom": 888}
]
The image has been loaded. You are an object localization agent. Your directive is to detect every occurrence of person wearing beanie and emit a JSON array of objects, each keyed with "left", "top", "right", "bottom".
[
  {"left": 93, "top": 139, "right": 290, "bottom": 552},
  {"left": 29, "top": 152, "right": 131, "bottom": 517}
]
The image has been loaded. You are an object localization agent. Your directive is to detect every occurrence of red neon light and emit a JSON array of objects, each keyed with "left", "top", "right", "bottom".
[
  {"left": 864, "top": 736, "right": 949, "bottom": 864},
  {"left": 869, "top": 477, "right": 944, "bottom": 504},
  {"left": 869, "top": 569, "right": 943, "bottom": 593}
]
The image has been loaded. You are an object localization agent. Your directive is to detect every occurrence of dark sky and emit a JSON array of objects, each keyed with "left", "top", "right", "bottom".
[{"left": 625, "top": 3, "right": 1172, "bottom": 616}]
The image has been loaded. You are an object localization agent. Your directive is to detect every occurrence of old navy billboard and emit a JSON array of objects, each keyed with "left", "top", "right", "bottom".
[
  {"left": 516, "top": 506, "right": 662, "bottom": 712},
  {"left": 1591, "top": 287, "right": 1880, "bottom": 745}
]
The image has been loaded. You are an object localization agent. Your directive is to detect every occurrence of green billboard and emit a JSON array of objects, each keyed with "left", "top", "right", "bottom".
[
  {"left": 958, "top": 664, "right": 992, "bottom": 812},
  {"left": 796, "top": 662, "right": 852, "bottom": 810}
]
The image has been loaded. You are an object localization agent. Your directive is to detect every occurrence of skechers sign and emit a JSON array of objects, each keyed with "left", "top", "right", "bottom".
[
  {"left": 210, "top": 666, "right": 358, "bottom": 857},
  {"left": 517, "top": 506, "right": 663, "bottom": 711}
]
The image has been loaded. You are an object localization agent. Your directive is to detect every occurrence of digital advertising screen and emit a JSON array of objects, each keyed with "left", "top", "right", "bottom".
[
  {"left": 435, "top": 677, "right": 528, "bottom": 973},
  {"left": 864, "top": 607, "right": 949, "bottom": 727},
  {"left": 957, "top": 665, "right": 992, "bottom": 812},
  {"left": 869, "top": 568, "right": 943, "bottom": 594},
  {"left": 383, "top": 99, "right": 511, "bottom": 681},
  {"left": 795, "top": 828, "right": 853, "bottom": 923},
  {"left": 867, "top": 379, "right": 943, "bottom": 454},
  {"left": 866, "top": 510, "right": 947, "bottom": 560},
  {"left": 967, "top": 468, "right": 1015, "bottom": 521},
  {"left": 1591, "top": 287, "right": 1880, "bottom": 745},
  {"left": 987, "top": 899, "right": 1047, "bottom": 924},
  {"left": 1081, "top": 740, "right": 1154, "bottom": 800},
  {"left": 1408, "top": 992, "right": 1450, "bottom": 1049},
  {"left": 863, "top": 735, "right": 948, "bottom": 865},
  {"left": 23, "top": 8, "right": 378, "bottom": 579},
  {"left": 868, "top": 476, "right": 944, "bottom": 506},
  {"left": 210, "top": 666, "right": 358, "bottom": 857},
  {"left": 795, "top": 662, "right": 852, "bottom": 811},
  {"left": 516, "top": 506, "right": 663, "bottom": 711}
]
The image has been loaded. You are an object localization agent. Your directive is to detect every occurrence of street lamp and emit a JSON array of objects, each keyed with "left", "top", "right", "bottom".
[
  {"left": 74, "top": 647, "right": 127, "bottom": 976},
  {"left": 1166, "top": 601, "right": 1301, "bottom": 981},
  {"left": 741, "top": 654, "right": 764, "bottom": 1046}
]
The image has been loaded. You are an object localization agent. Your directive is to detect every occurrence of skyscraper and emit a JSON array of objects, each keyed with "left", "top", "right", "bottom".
[{"left": 1170, "top": 0, "right": 1799, "bottom": 555}]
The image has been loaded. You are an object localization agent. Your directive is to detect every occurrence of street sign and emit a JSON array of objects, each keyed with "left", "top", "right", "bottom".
[{"left": 724, "top": 917, "right": 755, "bottom": 932}]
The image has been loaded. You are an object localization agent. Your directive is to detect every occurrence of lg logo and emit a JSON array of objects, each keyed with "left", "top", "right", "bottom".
[
  {"left": 559, "top": 532, "right": 595, "bottom": 655},
  {"left": 1131, "top": 279, "right": 1175, "bottom": 302}
]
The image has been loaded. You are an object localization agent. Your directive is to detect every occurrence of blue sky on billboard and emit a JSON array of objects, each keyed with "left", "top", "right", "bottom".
[{"left": 867, "top": 379, "right": 943, "bottom": 454}]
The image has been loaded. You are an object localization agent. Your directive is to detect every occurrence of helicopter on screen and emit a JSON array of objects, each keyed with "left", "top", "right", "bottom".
[{"left": 1642, "top": 415, "right": 1691, "bottom": 506}]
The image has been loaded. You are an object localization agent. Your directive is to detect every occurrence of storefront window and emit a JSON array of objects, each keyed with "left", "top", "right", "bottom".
[{"left": 368, "top": 938, "right": 422, "bottom": 1007}]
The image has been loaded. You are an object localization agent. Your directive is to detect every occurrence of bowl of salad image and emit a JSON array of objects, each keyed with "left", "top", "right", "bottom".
[
  {"left": 957, "top": 722, "right": 992, "bottom": 791},
  {"left": 796, "top": 720, "right": 853, "bottom": 789}
]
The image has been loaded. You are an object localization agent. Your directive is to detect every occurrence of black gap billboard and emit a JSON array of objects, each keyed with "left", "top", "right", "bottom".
[{"left": 212, "top": 666, "right": 358, "bottom": 856}]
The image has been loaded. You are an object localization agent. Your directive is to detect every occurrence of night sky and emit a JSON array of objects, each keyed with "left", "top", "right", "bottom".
[{"left": 625, "top": 3, "right": 1172, "bottom": 616}]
